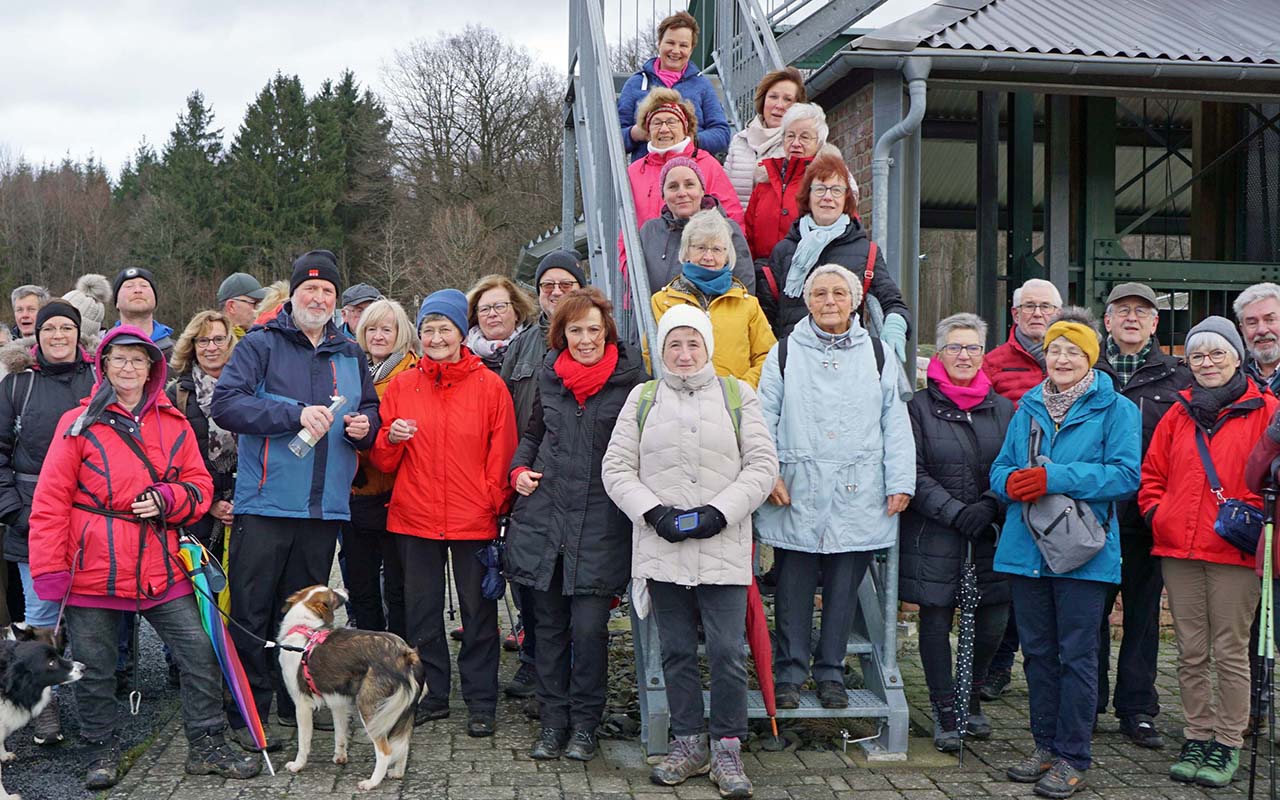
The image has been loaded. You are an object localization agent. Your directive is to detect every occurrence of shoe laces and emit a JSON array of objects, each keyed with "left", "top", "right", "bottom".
[
  {"left": 573, "top": 729, "right": 595, "bottom": 745},
  {"left": 1044, "top": 759, "right": 1077, "bottom": 782},
  {"left": 713, "top": 739, "right": 743, "bottom": 774},
  {"left": 1202, "top": 742, "right": 1233, "bottom": 771},
  {"left": 1179, "top": 739, "right": 1208, "bottom": 761}
]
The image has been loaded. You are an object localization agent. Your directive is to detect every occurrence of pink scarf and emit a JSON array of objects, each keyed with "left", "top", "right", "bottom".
[
  {"left": 655, "top": 64, "right": 686, "bottom": 87},
  {"left": 928, "top": 357, "right": 991, "bottom": 411}
]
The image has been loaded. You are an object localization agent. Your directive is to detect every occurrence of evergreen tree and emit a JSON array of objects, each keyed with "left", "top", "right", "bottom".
[{"left": 154, "top": 91, "right": 224, "bottom": 277}]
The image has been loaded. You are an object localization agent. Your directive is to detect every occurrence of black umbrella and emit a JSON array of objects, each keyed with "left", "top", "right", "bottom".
[{"left": 954, "top": 539, "right": 980, "bottom": 766}]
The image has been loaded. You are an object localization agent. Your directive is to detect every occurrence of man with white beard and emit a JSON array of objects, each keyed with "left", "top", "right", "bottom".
[{"left": 1235, "top": 283, "right": 1280, "bottom": 395}]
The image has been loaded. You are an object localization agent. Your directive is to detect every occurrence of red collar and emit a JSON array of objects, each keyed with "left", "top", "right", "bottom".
[{"left": 286, "top": 625, "right": 332, "bottom": 695}]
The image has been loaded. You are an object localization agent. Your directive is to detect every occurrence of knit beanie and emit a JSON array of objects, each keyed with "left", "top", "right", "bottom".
[
  {"left": 62, "top": 274, "right": 110, "bottom": 337},
  {"left": 416, "top": 289, "right": 469, "bottom": 335},
  {"left": 35, "top": 300, "right": 81, "bottom": 333},
  {"left": 1185, "top": 315, "right": 1246, "bottom": 363},
  {"left": 534, "top": 250, "right": 587, "bottom": 289},
  {"left": 289, "top": 250, "right": 342, "bottom": 296},
  {"left": 657, "top": 304, "right": 715, "bottom": 359},
  {"left": 659, "top": 156, "right": 707, "bottom": 191},
  {"left": 112, "top": 267, "right": 158, "bottom": 306},
  {"left": 1044, "top": 320, "right": 1101, "bottom": 367}
]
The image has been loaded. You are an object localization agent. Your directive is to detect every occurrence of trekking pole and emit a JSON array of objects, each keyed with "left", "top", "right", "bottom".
[
  {"left": 444, "top": 549, "right": 457, "bottom": 622},
  {"left": 1254, "top": 484, "right": 1279, "bottom": 800}
]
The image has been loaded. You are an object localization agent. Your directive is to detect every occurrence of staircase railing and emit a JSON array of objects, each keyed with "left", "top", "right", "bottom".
[{"left": 707, "top": 0, "right": 785, "bottom": 129}]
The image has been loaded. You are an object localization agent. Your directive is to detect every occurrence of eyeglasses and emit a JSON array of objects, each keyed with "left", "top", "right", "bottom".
[
  {"left": 1045, "top": 346, "right": 1086, "bottom": 361},
  {"left": 783, "top": 132, "right": 818, "bottom": 144},
  {"left": 1018, "top": 302, "right": 1059, "bottom": 315},
  {"left": 106, "top": 355, "right": 150, "bottom": 371},
  {"left": 688, "top": 244, "right": 727, "bottom": 257},
  {"left": 1108, "top": 304, "right": 1154, "bottom": 319},
  {"left": 196, "top": 335, "right": 229, "bottom": 348},
  {"left": 649, "top": 118, "right": 684, "bottom": 130},
  {"left": 1189, "top": 349, "right": 1233, "bottom": 366},
  {"left": 539, "top": 280, "right": 579, "bottom": 294},
  {"left": 940, "top": 343, "right": 985, "bottom": 357},
  {"left": 810, "top": 183, "right": 847, "bottom": 197},
  {"left": 40, "top": 324, "right": 78, "bottom": 336},
  {"left": 228, "top": 297, "right": 257, "bottom": 306},
  {"left": 477, "top": 301, "right": 512, "bottom": 316}
]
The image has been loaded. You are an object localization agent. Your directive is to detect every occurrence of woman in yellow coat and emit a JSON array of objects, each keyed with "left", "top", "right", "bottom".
[{"left": 651, "top": 209, "right": 775, "bottom": 387}]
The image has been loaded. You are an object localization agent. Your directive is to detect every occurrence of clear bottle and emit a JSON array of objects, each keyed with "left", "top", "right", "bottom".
[{"left": 289, "top": 395, "right": 347, "bottom": 458}]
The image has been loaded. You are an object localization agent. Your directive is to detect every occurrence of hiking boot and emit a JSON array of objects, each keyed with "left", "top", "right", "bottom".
[
  {"left": 709, "top": 736, "right": 753, "bottom": 799},
  {"left": 775, "top": 682, "right": 801, "bottom": 710},
  {"left": 186, "top": 729, "right": 262, "bottom": 779},
  {"left": 816, "top": 680, "right": 847, "bottom": 709},
  {"left": 981, "top": 668, "right": 1011, "bottom": 701},
  {"left": 1007, "top": 746, "right": 1057, "bottom": 782},
  {"left": 1169, "top": 738, "right": 1210, "bottom": 783},
  {"left": 966, "top": 693, "right": 992, "bottom": 739},
  {"left": 931, "top": 698, "right": 960, "bottom": 753},
  {"left": 33, "top": 692, "right": 63, "bottom": 745},
  {"left": 564, "top": 727, "right": 599, "bottom": 762},
  {"left": 82, "top": 736, "right": 121, "bottom": 790},
  {"left": 414, "top": 699, "right": 450, "bottom": 726},
  {"left": 529, "top": 727, "right": 568, "bottom": 760},
  {"left": 467, "top": 712, "right": 496, "bottom": 738},
  {"left": 1118, "top": 714, "right": 1164, "bottom": 749},
  {"left": 650, "top": 733, "right": 710, "bottom": 786},
  {"left": 1195, "top": 741, "right": 1240, "bottom": 787},
  {"left": 1034, "top": 758, "right": 1086, "bottom": 798},
  {"left": 505, "top": 661, "right": 537, "bottom": 698},
  {"left": 230, "top": 724, "right": 283, "bottom": 753}
]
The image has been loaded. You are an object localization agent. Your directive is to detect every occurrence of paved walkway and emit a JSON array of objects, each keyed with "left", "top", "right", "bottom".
[{"left": 99, "top": 628, "right": 1265, "bottom": 800}]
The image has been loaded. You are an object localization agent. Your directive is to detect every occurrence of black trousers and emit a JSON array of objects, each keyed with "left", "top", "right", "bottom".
[
  {"left": 918, "top": 602, "right": 1010, "bottom": 702},
  {"left": 227, "top": 514, "right": 338, "bottom": 728},
  {"left": 344, "top": 494, "right": 404, "bottom": 633},
  {"left": 518, "top": 583, "right": 539, "bottom": 665},
  {"left": 398, "top": 536, "right": 499, "bottom": 714},
  {"left": 1096, "top": 529, "right": 1163, "bottom": 718},
  {"left": 773, "top": 548, "right": 873, "bottom": 685},
  {"left": 530, "top": 558, "right": 613, "bottom": 730}
]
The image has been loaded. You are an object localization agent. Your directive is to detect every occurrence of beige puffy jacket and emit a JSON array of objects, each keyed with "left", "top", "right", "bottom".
[{"left": 602, "top": 363, "right": 778, "bottom": 587}]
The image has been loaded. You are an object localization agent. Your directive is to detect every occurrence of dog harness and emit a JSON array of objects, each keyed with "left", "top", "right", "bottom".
[{"left": 286, "top": 625, "right": 332, "bottom": 695}]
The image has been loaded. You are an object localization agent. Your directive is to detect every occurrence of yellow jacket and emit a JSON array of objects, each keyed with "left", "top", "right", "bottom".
[
  {"left": 353, "top": 351, "right": 419, "bottom": 497},
  {"left": 651, "top": 278, "right": 776, "bottom": 388}
]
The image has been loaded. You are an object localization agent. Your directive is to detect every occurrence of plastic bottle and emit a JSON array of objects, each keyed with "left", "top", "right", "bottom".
[{"left": 289, "top": 395, "right": 347, "bottom": 458}]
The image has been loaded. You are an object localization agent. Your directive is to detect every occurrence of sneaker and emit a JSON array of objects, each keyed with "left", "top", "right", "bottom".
[
  {"left": 503, "top": 626, "right": 524, "bottom": 652},
  {"left": 816, "top": 680, "right": 847, "bottom": 709},
  {"left": 414, "top": 700, "right": 450, "bottom": 727},
  {"left": 186, "top": 730, "right": 262, "bottom": 779},
  {"left": 82, "top": 736, "right": 121, "bottom": 790},
  {"left": 230, "top": 724, "right": 283, "bottom": 753},
  {"left": 931, "top": 699, "right": 960, "bottom": 753},
  {"left": 32, "top": 693, "right": 63, "bottom": 745},
  {"left": 564, "top": 727, "right": 599, "bottom": 762},
  {"left": 1007, "top": 746, "right": 1057, "bottom": 783},
  {"left": 1194, "top": 740, "right": 1240, "bottom": 788},
  {"left": 650, "top": 733, "right": 710, "bottom": 786},
  {"left": 1034, "top": 758, "right": 1086, "bottom": 798},
  {"left": 1118, "top": 714, "right": 1164, "bottom": 749},
  {"left": 529, "top": 727, "right": 567, "bottom": 760},
  {"left": 504, "top": 661, "right": 537, "bottom": 698},
  {"left": 981, "top": 668, "right": 1011, "bottom": 701},
  {"left": 467, "top": 712, "right": 496, "bottom": 738},
  {"left": 1169, "top": 738, "right": 1210, "bottom": 783},
  {"left": 775, "top": 682, "right": 800, "bottom": 710},
  {"left": 450, "top": 626, "right": 464, "bottom": 641},
  {"left": 709, "top": 737, "right": 753, "bottom": 799}
]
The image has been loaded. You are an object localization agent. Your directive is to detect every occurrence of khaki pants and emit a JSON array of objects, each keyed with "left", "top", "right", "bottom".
[{"left": 1163, "top": 558, "right": 1261, "bottom": 748}]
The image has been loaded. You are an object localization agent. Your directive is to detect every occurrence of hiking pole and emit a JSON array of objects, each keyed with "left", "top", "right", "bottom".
[
  {"left": 1254, "top": 484, "right": 1279, "bottom": 800},
  {"left": 444, "top": 549, "right": 457, "bottom": 622}
]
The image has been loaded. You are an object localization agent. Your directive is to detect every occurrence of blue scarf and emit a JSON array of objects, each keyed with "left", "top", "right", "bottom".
[
  {"left": 681, "top": 262, "right": 733, "bottom": 298},
  {"left": 784, "top": 214, "right": 850, "bottom": 298}
]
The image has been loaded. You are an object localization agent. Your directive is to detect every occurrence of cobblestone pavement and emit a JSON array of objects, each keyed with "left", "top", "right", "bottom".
[{"left": 98, "top": 628, "right": 1266, "bottom": 800}]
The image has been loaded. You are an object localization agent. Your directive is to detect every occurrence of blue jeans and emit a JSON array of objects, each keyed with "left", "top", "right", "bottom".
[
  {"left": 17, "top": 562, "right": 60, "bottom": 627},
  {"left": 1010, "top": 575, "right": 1109, "bottom": 771}
]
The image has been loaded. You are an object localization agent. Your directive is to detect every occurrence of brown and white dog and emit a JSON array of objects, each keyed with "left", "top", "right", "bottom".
[{"left": 277, "top": 585, "right": 425, "bottom": 791}]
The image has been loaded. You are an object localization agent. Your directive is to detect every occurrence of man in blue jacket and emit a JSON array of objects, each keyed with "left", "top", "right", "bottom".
[{"left": 212, "top": 250, "right": 380, "bottom": 751}]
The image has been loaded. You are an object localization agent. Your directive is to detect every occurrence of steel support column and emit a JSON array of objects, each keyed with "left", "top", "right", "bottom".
[
  {"left": 976, "top": 91, "right": 1001, "bottom": 342},
  {"left": 1007, "top": 92, "right": 1038, "bottom": 291},
  {"left": 1045, "top": 95, "right": 1071, "bottom": 298},
  {"left": 561, "top": 121, "right": 577, "bottom": 252},
  {"left": 1080, "top": 97, "right": 1117, "bottom": 307}
]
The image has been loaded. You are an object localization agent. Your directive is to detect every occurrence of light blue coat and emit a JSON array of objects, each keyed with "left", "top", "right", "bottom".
[
  {"left": 990, "top": 370, "right": 1141, "bottom": 584},
  {"left": 755, "top": 317, "right": 915, "bottom": 553}
]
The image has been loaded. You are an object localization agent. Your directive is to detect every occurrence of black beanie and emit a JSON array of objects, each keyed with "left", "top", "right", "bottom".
[
  {"left": 112, "top": 267, "right": 158, "bottom": 305},
  {"left": 534, "top": 250, "right": 587, "bottom": 288},
  {"left": 36, "top": 300, "right": 82, "bottom": 333},
  {"left": 290, "top": 250, "right": 342, "bottom": 296}
]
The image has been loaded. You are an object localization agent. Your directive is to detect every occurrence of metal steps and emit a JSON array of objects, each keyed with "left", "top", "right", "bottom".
[{"left": 710, "top": 688, "right": 891, "bottom": 719}]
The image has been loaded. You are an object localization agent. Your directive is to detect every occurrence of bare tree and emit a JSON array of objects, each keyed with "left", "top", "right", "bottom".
[{"left": 610, "top": 28, "right": 653, "bottom": 74}]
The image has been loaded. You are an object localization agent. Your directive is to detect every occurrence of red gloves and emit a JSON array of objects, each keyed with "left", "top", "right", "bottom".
[{"left": 1006, "top": 467, "right": 1048, "bottom": 502}]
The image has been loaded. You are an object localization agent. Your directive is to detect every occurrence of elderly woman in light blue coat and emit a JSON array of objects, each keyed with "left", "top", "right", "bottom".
[{"left": 755, "top": 263, "right": 915, "bottom": 710}]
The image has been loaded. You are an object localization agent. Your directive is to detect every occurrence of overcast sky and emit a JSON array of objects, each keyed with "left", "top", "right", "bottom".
[{"left": 0, "top": 0, "right": 930, "bottom": 179}]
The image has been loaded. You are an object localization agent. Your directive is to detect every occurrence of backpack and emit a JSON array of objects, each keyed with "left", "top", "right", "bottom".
[
  {"left": 776, "top": 333, "right": 885, "bottom": 379},
  {"left": 635, "top": 375, "right": 743, "bottom": 442},
  {"left": 759, "top": 240, "right": 878, "bottom": 307}
]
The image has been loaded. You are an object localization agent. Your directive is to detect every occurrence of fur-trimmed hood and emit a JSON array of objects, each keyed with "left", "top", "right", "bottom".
[{"left": 0, "top": 333, "right": 100, "bottom": 382}]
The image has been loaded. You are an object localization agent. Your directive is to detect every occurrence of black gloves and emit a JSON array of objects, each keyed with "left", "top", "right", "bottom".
[
  {"left": 684, "top": 505, "right": 728, "bottom": 540},
  {"left": 953, "top": 497, "right": 1000, "bottom": 540},
  {"left": 644, "top": 505, "right": 687, "bottom": 544}
]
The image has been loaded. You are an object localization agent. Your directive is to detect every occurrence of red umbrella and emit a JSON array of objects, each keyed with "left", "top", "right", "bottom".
[{"left": 745, "top": 544, "right": 779, "bottom": 738}]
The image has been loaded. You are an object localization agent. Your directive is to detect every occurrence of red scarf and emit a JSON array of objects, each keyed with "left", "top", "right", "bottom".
[
  {"left": 927, "top": 356, "right": 991, "bottom": 411},
  {"left": 555, "top": 343, "right": 619, "bottom": 406}
]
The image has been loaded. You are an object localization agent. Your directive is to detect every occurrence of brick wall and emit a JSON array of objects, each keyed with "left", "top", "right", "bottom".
[{"left": 823, "top": 82, "right": 875, "bottom": 224}]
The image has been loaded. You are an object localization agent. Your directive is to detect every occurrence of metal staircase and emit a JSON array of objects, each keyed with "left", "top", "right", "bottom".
[{"left": 561, "top": 0, "right": 908, "bottom": 759}]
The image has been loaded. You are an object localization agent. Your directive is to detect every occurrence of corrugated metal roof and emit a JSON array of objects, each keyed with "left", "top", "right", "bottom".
[{"left": 861, "top": 0, "right": 1280, "bottom": 64}]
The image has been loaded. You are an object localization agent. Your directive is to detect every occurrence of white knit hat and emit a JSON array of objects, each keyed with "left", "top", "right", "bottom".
[
  {"left": 657, "top": 304, "right": 715, "bottom": 359},
  {"left": 62, "top": 274, "right": 111, "bottom": 337}
]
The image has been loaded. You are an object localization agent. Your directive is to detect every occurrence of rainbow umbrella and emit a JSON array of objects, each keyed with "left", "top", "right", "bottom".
[{"left": 177, "top": 537, "right": 275, "bottom": 775}]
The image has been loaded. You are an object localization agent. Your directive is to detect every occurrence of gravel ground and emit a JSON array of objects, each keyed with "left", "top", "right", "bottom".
[{"left": 2, "top": 619, "right": 180, "bottom": 800}]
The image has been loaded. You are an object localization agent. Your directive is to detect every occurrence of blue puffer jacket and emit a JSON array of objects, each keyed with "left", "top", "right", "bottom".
[
  {"left": 618, "top": 58, "right": 732, "bottom": 160},
  {"left": 211, "top": 303, "right": 380, "bottom": 521},
  {"left": 990, "top": 370, "right": 1140, "bottom": 584}
]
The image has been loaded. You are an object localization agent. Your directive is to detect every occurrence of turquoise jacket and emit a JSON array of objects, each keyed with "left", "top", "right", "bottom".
[{"left": 990, "top": 370, "right": 1140, "bottom": 584}]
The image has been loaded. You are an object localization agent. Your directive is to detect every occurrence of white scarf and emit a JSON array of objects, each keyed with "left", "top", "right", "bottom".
[
  {"left": 647, "top": 137, "right": 691, "bottom": 156},
  {"left": 783, "top": 214, "right": 850, "bottom": 298},
  {"left": 466, "top": 324, "right": 527, "bottom": 360}
]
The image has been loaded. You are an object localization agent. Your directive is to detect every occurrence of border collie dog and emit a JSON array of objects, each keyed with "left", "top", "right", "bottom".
[
  {"left": 0, "top": 639, "right": 84, "bottom": 800},
  {"left": 277, "top": 585, "right": 426, "bottom": 791}
]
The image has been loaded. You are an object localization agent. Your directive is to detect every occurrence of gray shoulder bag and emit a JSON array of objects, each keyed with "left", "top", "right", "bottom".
[{"left": 1021, "top": 417, "right": 1110, "bottom": 574}]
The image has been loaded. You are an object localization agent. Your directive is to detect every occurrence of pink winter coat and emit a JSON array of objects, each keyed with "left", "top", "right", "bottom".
[{"left": 627, "top": 141, "right": 744, "bottom": 230}]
